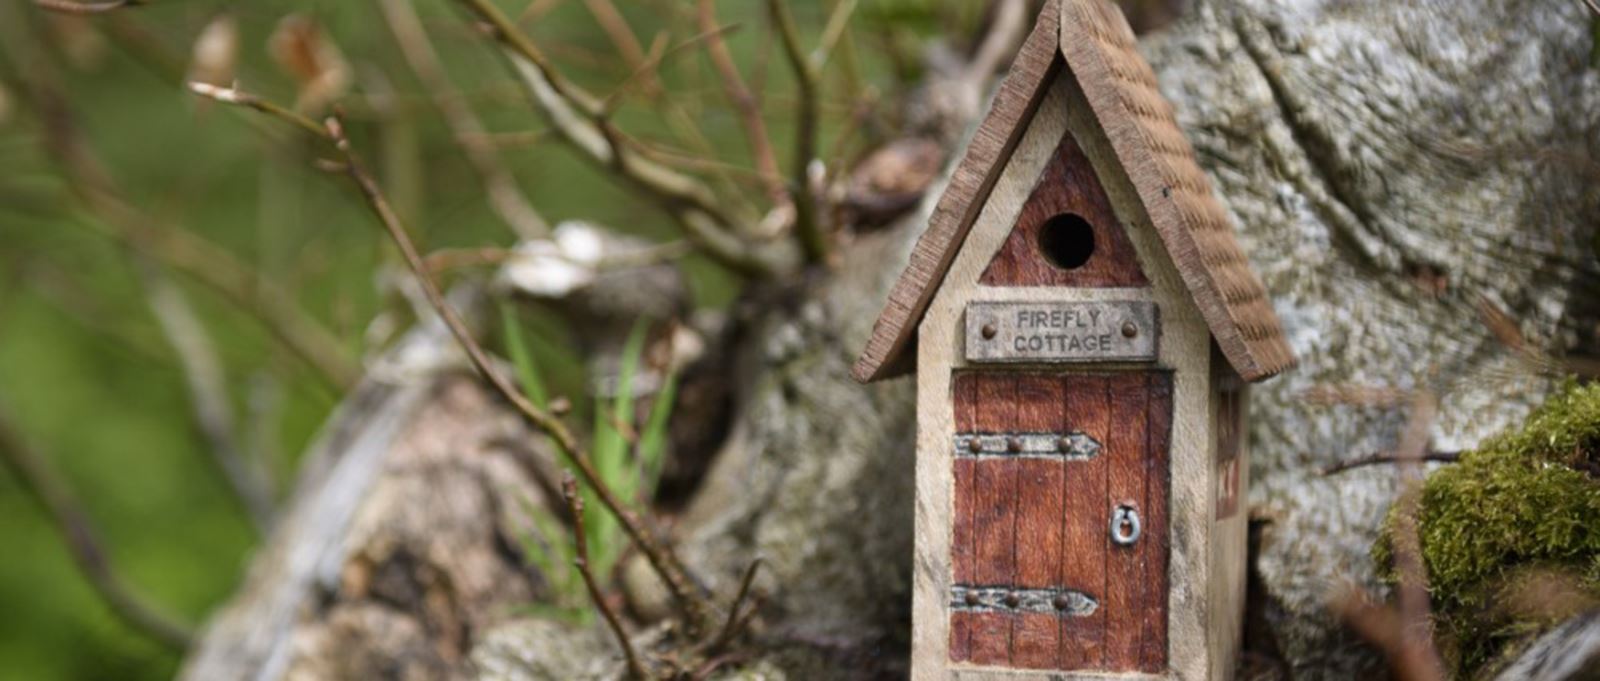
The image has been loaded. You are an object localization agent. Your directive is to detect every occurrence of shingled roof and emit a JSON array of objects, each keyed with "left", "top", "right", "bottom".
[{"left": 852, "top": 0, "right": 1294, "bottom": 385}]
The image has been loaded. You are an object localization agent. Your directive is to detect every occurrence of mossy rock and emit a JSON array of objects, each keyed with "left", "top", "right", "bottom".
[{"left": 1375, "top": 380, "right": 1600, "bottom": 678}]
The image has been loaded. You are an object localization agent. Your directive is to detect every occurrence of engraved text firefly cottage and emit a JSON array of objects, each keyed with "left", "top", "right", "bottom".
[{"left": 852, "top": 1, "right": 1294, "bottom": 679}]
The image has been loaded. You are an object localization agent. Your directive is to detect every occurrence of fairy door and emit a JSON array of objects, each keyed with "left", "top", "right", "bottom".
[{"left": 949, "top": 370, "right": 1172, "bottom": 673}]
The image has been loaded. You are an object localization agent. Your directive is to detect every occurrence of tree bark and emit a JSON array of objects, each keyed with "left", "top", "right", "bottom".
[{"left": 181, "top": 1, "right": 1600, "bottom": 679}]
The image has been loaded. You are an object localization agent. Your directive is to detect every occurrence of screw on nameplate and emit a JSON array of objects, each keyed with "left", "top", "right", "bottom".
[{"left": 966, "top": 300, "right": 1159, "bottom": 363}]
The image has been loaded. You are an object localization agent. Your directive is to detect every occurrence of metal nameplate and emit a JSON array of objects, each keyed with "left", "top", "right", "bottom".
[{"left": 965, "top": 300, "right": 1159, "bottom": 363}]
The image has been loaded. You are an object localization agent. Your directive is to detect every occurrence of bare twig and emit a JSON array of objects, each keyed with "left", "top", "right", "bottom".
[
  {"left": 1387, "top": 391, "right": 1448, "bottom": 681},
  {"left": 696, "top": 0, "right": 786, "bottom": 206},
  {"left": 142, "top": 265, "right": 276, "bottom": 533},
  {"left": 187, "top": 83, "right": 327, "bottom": 139},
  {"left": 1585, "top": 0, "right": 1600, "bottom": 18},
  {"left": 1476, "top": 295, "right": 1600, "bottom": 377},
  {"left": 424, "top": 247, "right": 517, "bottom": 274},
  {"left": 963, "top": 0, "right": 1030, "bottom": 86},
  {"left": 427, "top": 239, "right": 692, "bottom": 275},
  {"left": 1302, "top": 384, "right": 1415, "bottom": 408},
  {"left": 378, "top": 0, "right": 550, "bottom": 240},
  {"left": 1321, "top": 450, "right": 1462, "bottom": 476},
  {"left": 1332, "top": 587, "right": 1442, "bottom": 681},
  {"left": 454, "top": 0, "right": 796, "bottom": 278},
  {"left": 584, "top": 0, "right": 661, "bottom": 97},
  {"left": 0, "top": 404, "right": 193, "bottom": 649},
  {"left": 308, "top": 108, "right": 716, "bottom": 634},
  {"left": 812, "top": 0, "right": 860, "bottom": 69},
  {"left": 0, "top": 46, "right": 358, "bottom": 391},
  {"left": 562, "top": 474, "right": 650, "bottom": 679},
  {"left": 767, "top": 0, "right": 830, "bottom": 265},
  {"left": 35, "top": 0, "right": 143, "bottom": 15},
  {"left": 191, "top": 78, "right": 716, "bottom": 630},
  {"left": 705, "top": 558, "right": 764, "bottom": 653},
  {"left": 459, "top": 129, "right": 552, "bottom": 149}
]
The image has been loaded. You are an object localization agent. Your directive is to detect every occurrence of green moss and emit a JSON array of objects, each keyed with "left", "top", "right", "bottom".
[{"left": 1374, "top": 380, "right": 1600, "bottom": 678}]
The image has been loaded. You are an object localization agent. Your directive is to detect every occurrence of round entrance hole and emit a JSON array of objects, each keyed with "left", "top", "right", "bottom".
[{"left": 1036, "top": 213, "right": 1097, "bottom": 270}]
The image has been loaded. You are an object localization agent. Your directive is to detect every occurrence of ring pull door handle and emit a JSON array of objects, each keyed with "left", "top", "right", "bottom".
[{"left": 1110, "top": 504, "right": 1142, "bottom": 546}]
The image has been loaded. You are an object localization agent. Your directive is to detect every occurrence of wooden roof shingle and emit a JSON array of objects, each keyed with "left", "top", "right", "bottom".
[{"left": 852, "top": 0, "right": 1294, "bottom": 384}]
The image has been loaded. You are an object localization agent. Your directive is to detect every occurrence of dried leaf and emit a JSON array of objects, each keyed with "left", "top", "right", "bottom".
[
  {"left": 268, "top": 15, "right": 351, "bottom": 114},
  {"left": 186, "top": 14, "right": 238, "bottom": 89},
  {"left": 1475, "top": 296, "right": 1527, "bottom": 353}
]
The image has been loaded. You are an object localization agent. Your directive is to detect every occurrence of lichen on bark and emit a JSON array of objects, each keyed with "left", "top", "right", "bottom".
[{"left": 1375, "top": 381, "right": 1600, "bottom": 677}]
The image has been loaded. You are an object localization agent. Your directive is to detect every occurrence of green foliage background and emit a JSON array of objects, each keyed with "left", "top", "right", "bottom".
[{"left": 0, "top": 1, "right": 1004, "bottom": 678}]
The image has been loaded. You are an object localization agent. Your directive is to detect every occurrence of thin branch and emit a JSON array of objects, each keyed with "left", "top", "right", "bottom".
[
  {"left": 459, "top": 129, "right": 552, "bottom": 149},
  {"left": 34, "top": 0, "right": 143, "bottom": 15},
  {"left": 454, "top": 0, "right": 796, "bottom": 279},
  {"left": 1301, "top": 384, "right": 1415, "bottom": 409},
  {"left": 583, "top": 0, "right": 661, "bottom": 98},
  {"left": 1476, "top": 295, "right": 1600, "bottom": 378},
  {"left": 378, "top": 0, "right": 550, "bottom": 240},
  {"left": 3, "top": 53, "right": 357, "bottom": 391},
  {"left": 1388, "top": 391, "right": 1448, "bottom": 681},
  {"left": 142, "top": 265, "right": 276, "bottom": 533},
  {"left": 0, "top": 403, "right": 193, "bottom": 649},
  {"left": 187, "top": 83, "right": 327, "bottom": 139},
  {"left": 562, "top": 474, "right": 650, "bottom": 680},
  {"left": 1331, "top": 587, "right": 1444, "bottom": 681},
  {"left": 1321, "top": 450, "right": 1462, "bottom": 476},
  {"left": 189, "top": 82, "right": 716, "bottom": 629},
  {"left": 1585, "top": 0, "right": 1600, "bottom": 17},
  {"left": 696, "top": 0, "right": 786, "bottom": 206},
  {"left": 767, "top": 0, "right": 830, "bottom": 265},
  {"left": 311, "top": 110, "right": 717, "bottom": 635},
  {"left": 425, "top": 240, "right": 690, "bottom": 275},
  {"left": 963, "top": 0, "right": 1029, "bottom": 86},
  {"left": 812, "top": 0, "right": 859, "bottom": 70},
  {"left": 705, "top": 558, "right": 764, "bottom": 653}
]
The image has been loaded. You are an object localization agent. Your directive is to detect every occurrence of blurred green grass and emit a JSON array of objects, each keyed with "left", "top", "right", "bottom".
[{"left": 0, "top": 1, "right": 978, "bottom": 678}]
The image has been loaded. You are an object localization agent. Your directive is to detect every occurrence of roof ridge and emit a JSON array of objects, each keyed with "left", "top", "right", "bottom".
[{"left": 852, "top": 0, "right": 1294, "bottom": 384}]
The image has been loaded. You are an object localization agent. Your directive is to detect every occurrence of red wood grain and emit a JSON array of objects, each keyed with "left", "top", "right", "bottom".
[
  {"left": 969, "top": 375, "right": 1017, "bottom": 665},
  {"left": 1139, "top": 374, "right": 1173, "bottom": 672},
  {"left": 1011, "top": 375, "right": 1064, "bottom": 669},
  {"left": 1103, "top": 373, "right": 1151, "bottom": 671},
  {"left": 950, "top": 374, "right": 977, "bottom": 662},
  {"left": 947, "top": 371, "right": 1169, "bottom": 671},
  {"left": 1060, "top": 374, "right": 1110, "bottom": 669},
  {"left": 980, "top": 129, "right": 1148, "bottom": 288}
]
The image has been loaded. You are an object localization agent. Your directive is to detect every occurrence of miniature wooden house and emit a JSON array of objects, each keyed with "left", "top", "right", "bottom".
[{"left": 852, "top": 1, "right": 1295, "bottom": 679}]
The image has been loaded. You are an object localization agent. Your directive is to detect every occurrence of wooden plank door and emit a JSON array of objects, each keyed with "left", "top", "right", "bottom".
[{"left": 949, "top": 370, "right": 1171, "bottom": 673}]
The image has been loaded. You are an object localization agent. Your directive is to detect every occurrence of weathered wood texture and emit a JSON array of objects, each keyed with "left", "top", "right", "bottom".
[
  {"left": 855, "top": 0, "right": 1296, "bottom": 384},
  {"left": 1055, "top": 0, "right": 1293, "bottom": 382},
  {"left": 950, "top": 371, "right": 1170, "bottom": 673},
  {"left": 981, "top": 128, "right": 1147, "bottom": 287}
]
